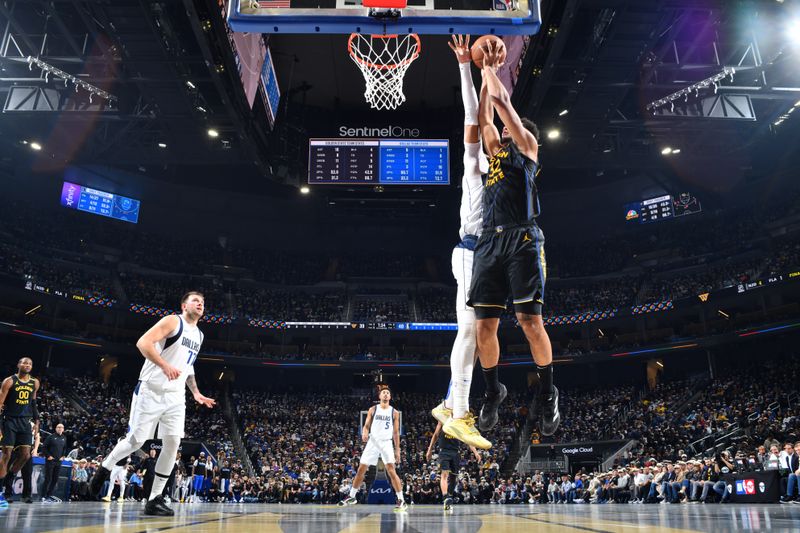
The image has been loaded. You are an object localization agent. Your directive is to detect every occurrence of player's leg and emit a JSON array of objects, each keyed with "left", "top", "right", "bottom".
[
  {"left": 339, "top": 463, "right": 369, "bottom": 506},
  {"left": 94, "top": 383, "right": 158, "bottom": 498},
  {"left": 440, "top": 469, "right": 450, "bottom": 499},
  {"left": 384, "top": 463, "right": 407, "bottom": 511},
  {"left": 145, "top": 395, "right": 184, "bottom": 516},
  {"left": 467, "top": 235, "right": 510, "bottom": 432},
  {"left": 509, "top": 225, "right": 560, "bottom": 436}
]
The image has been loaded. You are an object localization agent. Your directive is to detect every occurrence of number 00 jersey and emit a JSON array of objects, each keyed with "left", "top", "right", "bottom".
[
  {"left": 2, "top": 375, "right": 36, "bottom": 418},
  {"left": 369, "top": 404, "right": 395, "bottom": 441},
  {"left": 138, "top": 315, "right": 203, "bottom": 393}
]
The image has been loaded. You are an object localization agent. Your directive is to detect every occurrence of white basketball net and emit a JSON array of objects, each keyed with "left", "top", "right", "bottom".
[{"left": 348, "top": 33, "right": 421, "bottom": 111}]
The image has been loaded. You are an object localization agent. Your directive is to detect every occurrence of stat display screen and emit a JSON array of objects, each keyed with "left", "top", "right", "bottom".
[
  {"left": 60, "top": 181, "right": 141, "bottom": 223},
  {"left": 624, "top": 193, "right": 701, "bottom": 224},
  {"left": 308, "top": 139, "right": 449, "bottom": 185}
]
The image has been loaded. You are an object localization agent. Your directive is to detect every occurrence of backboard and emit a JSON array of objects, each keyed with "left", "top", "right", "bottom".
[{"left": 226, "top": 0, "right": 541, "bottom": 35}]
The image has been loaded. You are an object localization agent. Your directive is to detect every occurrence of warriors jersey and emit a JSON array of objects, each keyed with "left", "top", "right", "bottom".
[
  {"left": 138, "top": 315, "right": 203, "bottom": 393},
  {"left": 482, "top": 141, "right": 540, "bottom": 230},
  {"left": 369, "top": 404, "right": 395, "bottom": 441},
  {"left": 2, "top": 375, "right": 35, "bottom": 418},
  {"left": 459, "top": 142, "right": 488, "bottom": 239}
]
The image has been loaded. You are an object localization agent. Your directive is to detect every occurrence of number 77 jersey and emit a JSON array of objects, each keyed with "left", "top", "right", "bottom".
[{"left": 138, "top": 315, "right": 204, "bottom": 393}]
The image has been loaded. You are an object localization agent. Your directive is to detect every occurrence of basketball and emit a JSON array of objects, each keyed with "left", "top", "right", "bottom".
[{"left": 470, "top": 35, "right": 507, "bottom": 69}]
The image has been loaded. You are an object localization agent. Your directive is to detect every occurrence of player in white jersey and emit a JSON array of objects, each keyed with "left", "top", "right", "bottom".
[
  {"left": 338, "top": 387, "right": 407, "bottom": 511},
  {"left": 89, "top": 291, "right": 216, "bottom": 516},
  {"left": 430, "top": 35, "right": 491, "bottom": 450}
]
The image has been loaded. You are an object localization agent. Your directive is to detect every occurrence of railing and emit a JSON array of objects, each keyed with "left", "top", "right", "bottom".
[
  {"left": 601, "top": 440, "right": 638, "bottom": 471},
  {"left": 222, "top": 386, "right": 256, "bottom": 478}
]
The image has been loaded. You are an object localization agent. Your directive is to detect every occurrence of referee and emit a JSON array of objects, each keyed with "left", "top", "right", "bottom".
[
  {"left": 467, "top": 40, "right": 560, "bottom": 436},
  {"left": 41, "top": 423, "right": 67, "bottom": 502}
]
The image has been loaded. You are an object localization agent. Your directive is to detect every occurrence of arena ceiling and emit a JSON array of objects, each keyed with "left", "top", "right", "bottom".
[{"left": 1, "top": 0, "right": 799, "bottom": 201}]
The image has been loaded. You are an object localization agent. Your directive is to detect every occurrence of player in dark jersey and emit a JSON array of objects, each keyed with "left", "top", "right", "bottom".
[
  {"left": 467, "top": 40, "right": 560, "bottom": 438},
  {"left": 426, "top": 419, "right": 482, "bottom": 511},
  {"left": 0, "top": 357, "right": 40, "bottom": 508}
]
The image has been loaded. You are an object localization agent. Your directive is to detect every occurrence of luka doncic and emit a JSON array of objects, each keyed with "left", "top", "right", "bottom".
[
  {"left": 467, "top": 40, "right": 560, "bottom": 439},
  {"left": 0, "top": 357, "right": 40, "bottom": 507}
]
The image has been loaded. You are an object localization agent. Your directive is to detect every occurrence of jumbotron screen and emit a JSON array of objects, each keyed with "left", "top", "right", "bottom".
[
  {"left": 60, "top": 181, "right": 141, "bottom": 224},
  {"left": 308, "top": 138, "right": 449, "bottom": 185}
]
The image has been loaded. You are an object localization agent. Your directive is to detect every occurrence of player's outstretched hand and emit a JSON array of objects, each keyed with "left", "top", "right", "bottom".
[
  {"left": 161, "top": 362, "right": 181, "bottom": 380},
  {"left": 448, "top": 34, "right": 471, "bottom": 64},
  {"left": 194, "top": 392, "right": 216, "bottom": 408},
  {"left": 481, "top": 40, "right": 505, "bottom": 70}
]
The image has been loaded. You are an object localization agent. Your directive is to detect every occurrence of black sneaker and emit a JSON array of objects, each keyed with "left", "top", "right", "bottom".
[
  {"left": 538, "top": 386, "right": 561, "bottom": 436},
  {"left": 144, "top": 495, "right": 175, "bottom": 516},
  {"left": 23, "top": 497, "right": 32, "bottom": 504},
  {"left": 479, "top": 382, "right": 507, "bottom": 432},
  {"left": 89, "top": 466, "right": 111, "bottom": 500}
]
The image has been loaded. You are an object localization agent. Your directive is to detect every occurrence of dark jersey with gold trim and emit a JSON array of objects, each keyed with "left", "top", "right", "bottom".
[
  {"left": 482, "top": 142, "right": 540, "bottom": 230},
  {"left": 2, "top": 375, "right": 35, "bottom": 418}
]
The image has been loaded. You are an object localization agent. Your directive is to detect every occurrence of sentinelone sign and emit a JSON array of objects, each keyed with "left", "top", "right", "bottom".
[{"left": 338, "top": 125, "right": 420, "bottom": 138}]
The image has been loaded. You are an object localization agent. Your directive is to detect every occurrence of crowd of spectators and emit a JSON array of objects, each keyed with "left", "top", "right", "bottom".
[{"left": 351, "top": 299, "right": 410, "bottom": 322}]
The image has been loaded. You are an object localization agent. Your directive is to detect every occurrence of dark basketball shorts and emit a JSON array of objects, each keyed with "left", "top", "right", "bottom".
[
  {"left": 467, "top": 223, "right": 546, "bottom": 318},
  {"left": 0, "top": 417, "right": 33, "bottom": 448},
  {"left": 438, "top": 450, "right": 460, "bottom": 472}
]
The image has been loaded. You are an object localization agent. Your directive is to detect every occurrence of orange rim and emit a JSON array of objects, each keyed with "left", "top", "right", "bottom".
[{"left": 348, "top": 33, "right": 421, "bottom": 71}]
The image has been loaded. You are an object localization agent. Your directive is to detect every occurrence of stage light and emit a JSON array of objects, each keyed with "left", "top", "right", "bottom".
[
  {"left": 671, "top": 149, "right": 681, "bottom": 154},
  {"left": 157, "top": 142, "right": 167, "bottom": 148},
  {"left": 547, "top": 129, "right": 561, "bottom": 140},
  {"left": 30, "top": 142, "right": 42, "bottom": 151},
  {"left": 661, "top": 147, "right": 673, "bottom": 155},
  {"left": 558, "top": 109, "right": 568, "bottom": 116},
  {"left": 207, "top": 129, "right": 219, "bottom": 138},
  {"left": 186, "top": 80, "right": 196, "bottom": 89},
  {"left": 300, "top": 186, "right": 310, "bottom": 194}
]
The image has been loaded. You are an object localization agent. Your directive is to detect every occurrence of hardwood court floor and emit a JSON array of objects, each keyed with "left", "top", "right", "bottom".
[{"left": 1, "top": 502, "right": 799, "bottom": 532}]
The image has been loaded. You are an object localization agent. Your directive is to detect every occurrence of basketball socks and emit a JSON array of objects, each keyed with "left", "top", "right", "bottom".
[
  {"left": 450, "top": 310, "right": 477, "bottom": 418},
  {"left": 537, "top": 364, "right": 554, "bottom": 397},
  {"left": 149, "top": 472, "right": 170, "bottom": 501},
  {"left": 349, "top": 486, "right": 358, "bottom": 498},
  {"left": 396, "top": 489, "right": 405, "bottom": 503},
  {"left": 459, "top": 62, "right": 479, "bottom": 126},
  {"left": 482, "top": 366, "right": 500, "bottom": 396}
]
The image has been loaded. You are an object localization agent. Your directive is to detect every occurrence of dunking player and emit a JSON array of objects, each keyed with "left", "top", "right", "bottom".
[
  {"left": 338, "top": 387, "right": 407, "bottom": 512},
  {"left": 467, "top": 40, "right": 560, "bottom": 437},
  {"left": 89, "top": 291, "right": 216, "bottom": 516},
  {"left": 0, "top": 357, "right": 40, "bottom": 509},
  {"left": 430, "top": 34, "right": 491, "bottom": 451},
  {"left": 426, "top": 418, "right": 482, "bottom": 511}
]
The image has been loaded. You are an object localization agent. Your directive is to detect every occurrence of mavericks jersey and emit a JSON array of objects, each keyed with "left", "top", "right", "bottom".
[
  {"left": 482, "top": 142, "right": 540, "bottom": 230},
  {"left": 370, "top": 404, "right": 395, "bottom": 441},
  {"left": 459, "top": 142, "right": 488, "bottom": 239},
  {"left": 2, "top": 375, "right": 35, "bottom": 418},
  {"left": 138, "top": 315, "right": 203, "bottom": 393}
]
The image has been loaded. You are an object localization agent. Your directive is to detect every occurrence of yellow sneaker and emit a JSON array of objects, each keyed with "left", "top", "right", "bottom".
[
  {"left": 443, "top": 414, "right": 492, "bottom": 450},
  {"left": 431, "top": 402, "right": 452, "bottom": 425}
]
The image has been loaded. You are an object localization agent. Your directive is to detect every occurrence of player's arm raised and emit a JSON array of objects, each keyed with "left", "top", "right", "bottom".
[
  {"left": 479, "top": 69, "right": 501, "bottom": 157},
  {"left": 426, "top": 421, "right": 443, "bottom": 463},
  {"left": 362, "top": 406, "right": 375, "bottom": 443},
  {"left": 482, "top": 41, "right": 538, "bottom": 161},
  {"left": 135, "top": 315, "right": 182, "bottom": 380},
  {"left": 186, "top": 375, "right": 216, "bottom": 408}
]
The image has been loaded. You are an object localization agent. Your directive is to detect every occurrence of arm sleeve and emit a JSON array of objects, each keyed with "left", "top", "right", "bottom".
[{"left": 459, "top": 63, "right": 479, "bottom": 126}]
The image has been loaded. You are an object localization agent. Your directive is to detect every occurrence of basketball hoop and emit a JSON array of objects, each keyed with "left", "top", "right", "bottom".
[{"left": 348, "top": 33, "right": 421, "bottom": 111}]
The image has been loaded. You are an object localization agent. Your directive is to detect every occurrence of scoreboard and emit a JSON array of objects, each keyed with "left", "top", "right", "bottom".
[
  {"left": 60, "top": 181, "right": 141, "bottom": 223},
  {"left": 624, "top": 193, "right": 701, "bottom": 224},
  {"left": 308, "top": 139, "right": 449, "bottom": 185}
]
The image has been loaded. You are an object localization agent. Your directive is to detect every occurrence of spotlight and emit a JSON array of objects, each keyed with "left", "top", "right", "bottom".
[
  {"left": 300, "top": 186, "right": 310, "bottom": 194},
  {"left": 186, "top": 80, "right": 196, "bottom": 89},
  {"left": 788, "top": 19, "right": 800, "bottom": 45},
  {"left": 207, "top": 129, "right": 219, "bottom": 138},
  {"left": 671, "top": 149, "right": 681, "bottom": 154},
  {"left": 546, "top": 129, "right": 561, "bottom": 140},
  {"left": 157, "top": 142, "right": 167, "bottom": 148},
  {"left": 661, "top": 147, "right": 673, "bottom": 155},
  {"left": 30, "top": 142, "right": 42, "bottom": 151},
  {"left": 558, "top": 109, "right": 568, "bottom": 116}
]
